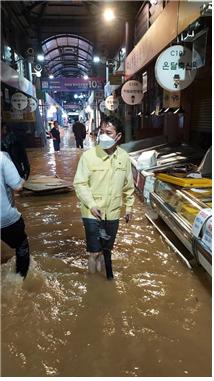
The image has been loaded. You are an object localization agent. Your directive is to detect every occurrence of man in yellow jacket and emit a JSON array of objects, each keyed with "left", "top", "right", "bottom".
[{"left": 73, "top": 116, "right": 134, "bottom": 280}]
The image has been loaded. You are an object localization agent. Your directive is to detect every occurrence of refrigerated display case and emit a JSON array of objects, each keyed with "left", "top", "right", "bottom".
[
  {"left": 150, "top": 179, "right": 212, "bottom": 276},
  {"left": 129, "top": 143, "right": 205, "bottom": 193}
]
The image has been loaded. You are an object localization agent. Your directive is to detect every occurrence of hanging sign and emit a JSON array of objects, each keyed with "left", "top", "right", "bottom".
[
  {"left": 105, "top": 95, "right": 119, "bottom": 111},
  {"left": 155, "top": 45, "right": 198, "bottom": 92},
  {"left": 11, "top": 92, "right": 28, "bottom": 110},
  {"left": 99, "top": 100, "right": 110, "bottom": 115},
  {"left": 163, "top": 90, "right": 180, "bottom": 108},
  {"left": 28, "top": 97, "right": 38, "bottom": 112},
  {"left": 121, "top": 80, "right": 143, "bottom": 105}
]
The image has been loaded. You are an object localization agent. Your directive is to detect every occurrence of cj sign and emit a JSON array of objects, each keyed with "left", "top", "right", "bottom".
[
  {"left": 121, "top": 80, "right": 143, "bottom": 105},
  {"left": 155, "top": 45, "right": 199, "bottom": 92},
  {"left": 105, "top": 96, "right": 119, "bottom": 111}
]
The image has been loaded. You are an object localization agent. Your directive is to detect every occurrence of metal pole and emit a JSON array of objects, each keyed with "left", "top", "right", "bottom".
[{"left": 124, "top": 20, "right": 133, "bottom": 143}]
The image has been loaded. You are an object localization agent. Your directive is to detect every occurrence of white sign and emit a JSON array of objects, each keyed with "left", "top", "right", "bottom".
[
  {"left": 99, "top": 100, "right": 110, "bottom": 115},
  {"left": 201, "top": 216, "right": 212, "bottom": 252},
  {"left": 121, "top": 80, "right": 143, "bottom": 105},
  {"left": 155, "top": 45, "right": 198, "bottom": 92},
  {"left": 105, "top": 96, "right": 119, "bottom": 111},
  {"left": 10, "top": 110, "right": 23, "bottom": 120},
  {"left": 11, "top": 92, "right": 28, "bottom": 110},
  {"left": 142, "top": 72, "right": 148, "bottom": 94},
  {"left": 28, "top": 97, "right": 38, "bottom": 112},
  {"left": 192, "top": 208, "right": 212, "bottom": 238}
]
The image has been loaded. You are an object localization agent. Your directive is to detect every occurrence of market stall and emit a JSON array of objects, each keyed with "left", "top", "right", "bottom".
[
  {"left": 148, "top": 174, "right": 212, "bottom": 276},
  {"left": 129, "top": 143, "right": 205, "bottom": 201}
]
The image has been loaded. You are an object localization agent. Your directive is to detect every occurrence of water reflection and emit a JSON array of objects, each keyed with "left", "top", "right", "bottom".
[{"left": 1, "top": 138, "right": 212, "bottom": 377}]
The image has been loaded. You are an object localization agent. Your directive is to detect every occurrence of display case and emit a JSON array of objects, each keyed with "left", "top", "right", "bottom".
[
  {"left": 150, "top": 180, "right": 212, "bottom": 276},
  {"left": 129, "top": 143, "right": 205, "bottom": 193}
]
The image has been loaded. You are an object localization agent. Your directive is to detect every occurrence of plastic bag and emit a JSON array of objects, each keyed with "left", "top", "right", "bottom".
[{"left": 136, "top": 150, "right": 158, "bottom": 170}]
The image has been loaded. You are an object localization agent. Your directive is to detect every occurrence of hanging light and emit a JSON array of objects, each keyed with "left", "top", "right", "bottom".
[
  {"left": 103, "top": 9, "right": 115, "bottom": 22},
  {"left": 37, "top": 54, "right": 45, "bottom": 62},
  {"left": 93, "top": 56, "right": 100, "bottom": 63}
]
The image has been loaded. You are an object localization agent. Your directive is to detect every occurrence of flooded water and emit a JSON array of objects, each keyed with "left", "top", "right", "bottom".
[{"left": 1, "top": 129, "right": 212, "bottom": 377}]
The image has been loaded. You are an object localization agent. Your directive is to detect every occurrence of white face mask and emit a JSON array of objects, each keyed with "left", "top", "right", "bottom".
[{"left": 98, "top": 133, "right": 116, "bottom": 149}]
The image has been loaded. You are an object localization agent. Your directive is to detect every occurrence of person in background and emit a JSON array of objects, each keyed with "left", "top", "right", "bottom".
[
  {"left": 1, "top": 151, "right": 30, "bottom": 279},
  {"left": 1, "top": 123, "right": 30, "bottom": 180},
  {"left": 73, "top": 116, "right": 135, "bottom": 280},
  {"left": 72, "top": 118, "right": 86, "bottom": 149},
  {"left": 50, "top": 120, "right": 61, "bottom": 152}
]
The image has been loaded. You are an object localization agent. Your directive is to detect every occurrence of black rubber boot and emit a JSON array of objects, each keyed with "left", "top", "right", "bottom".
[
  {"left": 16, "top": 238, "right": 30, "bottom": 279},
  {"left": 103, "top": 249, "right": 114, "bottom": 280}
]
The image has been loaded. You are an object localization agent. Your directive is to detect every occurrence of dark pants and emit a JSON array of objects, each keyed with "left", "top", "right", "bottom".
[
  {"left": 75, "top": 136, "right": 84, "bottom": 149},
  {"left": 82, "top": 218, "right": 119, "bottom": 279},
  {"left": 53, "top": 140, "right": 60, "bottom": 151},
  {"left": 1, "top": 217, "right": 30, "bottom": 278}
]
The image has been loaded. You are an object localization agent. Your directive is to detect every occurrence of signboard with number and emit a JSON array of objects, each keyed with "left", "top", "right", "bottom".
[
  {"left": 105, "top": 96, "right": 119, "bottom": 111},
  {"left": 41, "top": 77, "right": 104, "bottom": 92},
  {"left": 155, "top": 45, "right": 198, "bottom": 92},
  {"left": 121, "top": 80, "right": 143, "bottom": 105},
  {"left": 11, "top": 92, "right": 28, "bottom": 110},
  {"left": 28, "top": 97, "right": 38, "bottom": 112}
]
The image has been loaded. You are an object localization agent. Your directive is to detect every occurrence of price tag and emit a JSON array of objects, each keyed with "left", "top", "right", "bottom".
[
  {"left": 192, "top": 208, "right": 212, "bottom": 238},
  {"left": 201, "top": 217, "right": 212, "bottom": 252}
]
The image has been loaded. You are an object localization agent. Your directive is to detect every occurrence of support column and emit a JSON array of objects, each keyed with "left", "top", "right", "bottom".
[
  {"left": 124, "top": 104, "right": 133, "bottom": 143},
  {"left": 124, "top": 20, "right": 134, "bottom": 143}
]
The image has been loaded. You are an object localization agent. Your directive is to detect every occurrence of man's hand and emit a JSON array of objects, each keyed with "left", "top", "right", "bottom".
[
  {"left": 90, "top": 207, "right": 102, "bottom": 220},
  {"left": 125, "top": 213, "right": 132, "bottom": 223}
]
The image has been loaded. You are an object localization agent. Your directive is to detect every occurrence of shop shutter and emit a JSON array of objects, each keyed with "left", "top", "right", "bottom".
[{"left": 191, "top": 80, "right": 212, "bottom": 132}]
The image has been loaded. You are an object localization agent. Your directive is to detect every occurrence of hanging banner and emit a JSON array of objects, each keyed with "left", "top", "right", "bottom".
[
  {"left": 121, "top": 80, "right": 143, "bottom": 105},
  {"left": 41, "top": 77, "right": 104, "bottom": 92},
  {"left": 155, "top": 45, "right": 198, "bottom": 92},
  {"left": 105, "top": 96, "right": 119, "bottom": 111},
  {"left": 11, "top": 92, "right": 28, "bottom": 110}
]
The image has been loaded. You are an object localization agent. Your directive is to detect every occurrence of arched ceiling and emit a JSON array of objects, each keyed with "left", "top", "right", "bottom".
[
  {"left": 2, "top": 1, "right": 143, "bottom": 77},
  {"left": 42, "top": 34, "right": 93, "bottom": 78}
]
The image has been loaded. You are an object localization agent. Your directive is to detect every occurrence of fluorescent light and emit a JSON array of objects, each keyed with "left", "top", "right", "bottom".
[
  {"left": 49, "top": 74, "right": 54, "bottom": 79},
  {"left": 93, "top": 56, "right": 100, "bottom": 63},
  {"left": 83, "top": 74, "right": 89, "bottom": 80}
]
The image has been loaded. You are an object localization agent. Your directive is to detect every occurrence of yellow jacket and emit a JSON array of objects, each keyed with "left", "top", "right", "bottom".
[{"left": 73, "top": 145, "right": 135, "bottom": 220}]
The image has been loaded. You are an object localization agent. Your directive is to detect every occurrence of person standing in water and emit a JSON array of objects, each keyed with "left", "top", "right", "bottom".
[
  {"left": 73, "top": 116, "right": 134, "bottom": 280},
  {"left": 50, "top": 120, "right": 61, "bottom": 152},
  {"left": 0, "top": 151, "right": 30, "bottom": 279}
]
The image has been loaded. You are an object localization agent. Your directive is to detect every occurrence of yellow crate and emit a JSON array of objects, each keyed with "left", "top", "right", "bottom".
[
  {"left": 156, "top": 173, "right": 212, "bottom": 188},
  {"left": 178, "top": 204, "right": 199, "bottom": 225}
]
